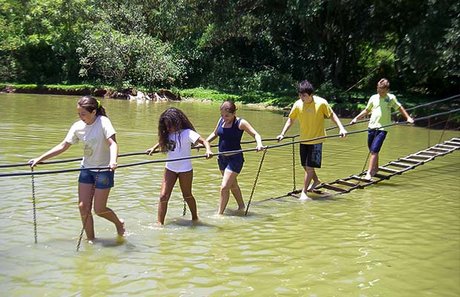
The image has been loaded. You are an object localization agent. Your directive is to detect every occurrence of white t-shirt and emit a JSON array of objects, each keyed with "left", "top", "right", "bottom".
[
  {"left": 64, "top": 115, "right": 116, "bottom": 169},
  {"left": 165, "top": 129, "right": 200, "bottom": 173}
]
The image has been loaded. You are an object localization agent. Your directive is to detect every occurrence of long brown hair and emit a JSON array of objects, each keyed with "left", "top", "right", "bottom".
[
  {"left": 158, "top": 107, "right": 195, "bottom": 152},
  {"left": 77, "top": 96, "right": 107, "bottom": 117}
]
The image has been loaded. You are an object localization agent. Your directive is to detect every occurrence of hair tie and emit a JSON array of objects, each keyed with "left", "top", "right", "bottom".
[{"left": 97, "top": 100, "right": 101, "bottom": 109}]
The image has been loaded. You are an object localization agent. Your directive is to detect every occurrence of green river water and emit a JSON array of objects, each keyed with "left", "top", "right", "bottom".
[{"left": 0, "top": 93, "right": 459, "bottom": 296}]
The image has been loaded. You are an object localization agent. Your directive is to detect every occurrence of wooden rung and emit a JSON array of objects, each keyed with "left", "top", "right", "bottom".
[
  {"left": 398, "top": 157, "right": 422, "bottom": 164},
  {"left": 373, "top": 173, "right": 390, "bottom": 180},
  {"left": 350, "top": 175, "right": 374, "bottom": 182},
  {"left": 336, "top": 179, "right": 359, "bottom": 187},
  {"left": 389, "top": 161, "right": 413, "bottom": 168},
  {"left": 436, "top": 144, "right": 456, "bottom": 150},
  {"left": 417, "top": 151, "right": 439, "bottom": 156},
  {"left": 321, "top": 183, "right": 349, "bottom": 193},
  {"left": 428, "top": 147, "right": 450, "bottom": 153},
  {"left": 408, "top": 154, "right": 432, "bottom": 160},
  {"left": 444, "top": 141, "right": 460, "bottom": 147},
  {"left": 378, "top": 166, "right": 400, "bottom": 173}
]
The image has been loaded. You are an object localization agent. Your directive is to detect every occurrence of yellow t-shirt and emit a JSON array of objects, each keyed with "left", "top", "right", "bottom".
[{"left": 288, "top": 95, "right": 333, "bottom": 144}]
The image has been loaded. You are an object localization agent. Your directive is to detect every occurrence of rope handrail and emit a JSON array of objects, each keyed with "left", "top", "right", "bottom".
[
  {"left": 3, "top": 94, "right": 457, "bottom": 169},
  {"left": 0, "top": 151, "right": 152, "bottom": 169},
  {"left": 1, "top": 107, "right": 458, "bottom": 177},
  {"left": 0, "top": 136, "right": 293, "bottom": 169},
  {"left": 404, "top": 94, "right": 460, "bottom": 112},
  {"left": 4, "top": 93, "right": 456, "bottom": 170}
]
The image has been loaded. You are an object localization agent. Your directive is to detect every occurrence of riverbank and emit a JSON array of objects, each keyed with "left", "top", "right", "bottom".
[
  {"left": 0, "top": 83, "right": 361, "bottom": 116},
  {"left": 1, "top": 83, "right": 458, "bottom": 128}
]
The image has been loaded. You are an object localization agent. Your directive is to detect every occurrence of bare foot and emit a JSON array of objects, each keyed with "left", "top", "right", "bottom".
[
  {"left": 307, "top": 180, "right": 322, "bottom": 192},
  {"left": 237, "top": 205, "right": 246, "bottom": 213},
  {"left": 299, "top": 190, "right": 313, "bottom": 201},
  {"left": 364, "top": 172, "right": 372, "bottom": 181},
  {"left": 117, "top": 219, "right": 125, "bottom": 237}
]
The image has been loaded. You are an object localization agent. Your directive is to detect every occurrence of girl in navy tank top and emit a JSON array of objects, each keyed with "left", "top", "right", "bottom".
[{"left": 205, "top": 101, "right": 264, "bottom": 214}]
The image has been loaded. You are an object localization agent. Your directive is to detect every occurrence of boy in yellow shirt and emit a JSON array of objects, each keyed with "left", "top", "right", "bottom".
[{"left": 277, "top": 80, "right": 347, "bottom": 200}]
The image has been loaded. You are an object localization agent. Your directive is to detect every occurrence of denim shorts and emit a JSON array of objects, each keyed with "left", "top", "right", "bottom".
[
  {"left": 300, "top": 143, "right": 322, "bottom": 168},
  {"left": 218, "top": 153, "right": 244, "bottom": 173},
  {"left": 368, "top": 129, "right": 387, "bottom": 153},
  {"left": 78, "top": 168, "right": 114, "bottom": 189}
]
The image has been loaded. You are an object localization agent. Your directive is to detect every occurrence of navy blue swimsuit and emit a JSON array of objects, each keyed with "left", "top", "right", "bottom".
[
  {"left": 217, "top": 117, "right": 244, "bottom": 153},
  {"left": 216, "top": 117, "right": 245, "bottom": 173}
]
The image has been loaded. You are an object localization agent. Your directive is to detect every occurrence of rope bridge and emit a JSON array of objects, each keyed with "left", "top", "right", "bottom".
[{"left": 0, "top": 96, "right": 459, "bottom": 246}]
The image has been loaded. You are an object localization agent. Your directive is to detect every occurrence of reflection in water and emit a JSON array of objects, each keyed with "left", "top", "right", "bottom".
[{"left": 0, "top": 94, "right": 459, "bottom": 296}]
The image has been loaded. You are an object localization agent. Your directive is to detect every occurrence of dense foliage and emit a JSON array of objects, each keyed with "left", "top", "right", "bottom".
[{"left": 1, "top": 0, "right": 458, "bottom": 98}]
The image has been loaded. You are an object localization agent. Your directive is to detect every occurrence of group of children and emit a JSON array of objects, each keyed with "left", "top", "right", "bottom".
[{"left": 28, "top": 78, "right": 414, "bottom": 241}]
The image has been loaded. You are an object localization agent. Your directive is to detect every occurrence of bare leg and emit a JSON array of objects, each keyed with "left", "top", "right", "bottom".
[
  {"left": 78, "top": 183, "right": 95, "bottom": 240},
  {"left": 158, "top": 169, "right": 178, "bottom": 225},
  {"left": 219, "top": 169, "right": 241, "bottom": 214},
  {"left": 178, "top": 170, "right": 198, "bottom": 221},
  {"left": 366, "top": 152, "right": 379, "bottom": 179},
  {"left": 303, "top": 166, "right": 319, "bottom": 193},
  {"left": 93, "top": 187, "right": 125, "bottom": 237}
]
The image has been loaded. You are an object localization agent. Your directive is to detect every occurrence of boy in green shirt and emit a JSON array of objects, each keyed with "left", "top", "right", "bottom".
[{"left": 350, "top": 78, "right": 414, "bottom": 180}]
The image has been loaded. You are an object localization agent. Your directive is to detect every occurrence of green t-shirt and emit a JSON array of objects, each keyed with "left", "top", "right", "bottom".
[{"left": 366, "top": 93, "right": 401, "bottom": 129}]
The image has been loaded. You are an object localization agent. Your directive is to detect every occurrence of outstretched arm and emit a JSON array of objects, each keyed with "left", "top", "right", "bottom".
[
  {"left": 195, "top": 137, "right": 213, "bottom": 158},
  {"left": 239, "top": 119, "right": 264, "bottom": 151},
  {"left": 399, "top": 106, "right": 414, "bottom": 124},
  {"left": 331, "top": 111, "right": 347, "bottom": 137},
  {"left": 277, "top": 118, "right": 294, "bottom": 141},
  {"left": 146, "top": 143, "right": 160, "bottom": 155},
  {"left": 194, "top": 120, "right": 220, "bottom": 149},
  {"left": 350, "top": 109, "right": 369, "bottom": 124},
  {"left": 29, "top": 140, "right": 71, "bottom": 167}
]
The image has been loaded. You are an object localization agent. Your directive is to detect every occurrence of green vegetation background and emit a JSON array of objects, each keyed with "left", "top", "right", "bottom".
[{"left": 1, "top": 0, "right": 458, "bottom": 112}]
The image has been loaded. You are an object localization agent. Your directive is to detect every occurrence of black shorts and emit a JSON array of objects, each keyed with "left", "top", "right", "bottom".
[{"left": 299, "top": 143, "right": 322, "bottom": 168}]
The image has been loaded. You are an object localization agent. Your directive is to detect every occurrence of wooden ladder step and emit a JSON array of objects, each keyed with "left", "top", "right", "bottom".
[
  {"left": 321, "top": 183, "right": 350, "bottom": 193},
  {"left": 373, "top": 173, "right": 390, "bottom": 180},
  {"left": 408, "top": 154, "right": 433, "bottom": 160},
  {"left": 417, "top": 151, "right": 439, "bottom": 156},
  {"left": 398, "top": 157, "right": 422, "bottom": 164},
  {"left": 389, "top": 161, "right": 414, "bottom": 168},
  {"left": 444, "top": 141, "right": 460, "bottom": 148},
  {"left": 350, "top": 175, "right": 374, "bottom": 183},
  {"left": 378, "top": 166, "right": 401, "bottom": 173},
  {"left": 336, "top": 179, "right": 360, "bottom": 187},
  {"left": 436, "top": 144, "right": 457, "bottom": 150},
  {"left": 428, "top": 147, "right": 450, "bottom": 153}
]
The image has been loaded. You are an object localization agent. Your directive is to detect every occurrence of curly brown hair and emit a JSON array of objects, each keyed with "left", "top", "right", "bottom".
[{"left": 158, "top": 107, "right": 196, "bottom": 152}]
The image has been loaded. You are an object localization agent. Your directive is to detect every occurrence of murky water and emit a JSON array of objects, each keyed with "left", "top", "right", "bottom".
[{"left": 0, "top": 93, "right": 459, "bottom": 296}]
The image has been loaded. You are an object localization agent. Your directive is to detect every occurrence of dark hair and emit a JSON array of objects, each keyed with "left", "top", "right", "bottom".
[
  {"left": 297, "top": 80, "right": 315, "bottom": 95},
  {"left": 158, "top": 107, "right": 195, "bottom": 152},
  {"left": 220, "top": 100, "right": 237, "bottom": 114},
  {"left": 77, "top": 96, "right": 107, "bottom": 117}
]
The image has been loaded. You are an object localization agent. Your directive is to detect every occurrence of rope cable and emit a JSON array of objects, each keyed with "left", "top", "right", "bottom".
[
  {"left": 31, "top": 167, "right": 38, "bottom": 244},
  {"left": 245, "top": 149, "right": 267, "bottom": 216},
  {"left": 1, "top": 108, "right": 458, "bottom": 178}
]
